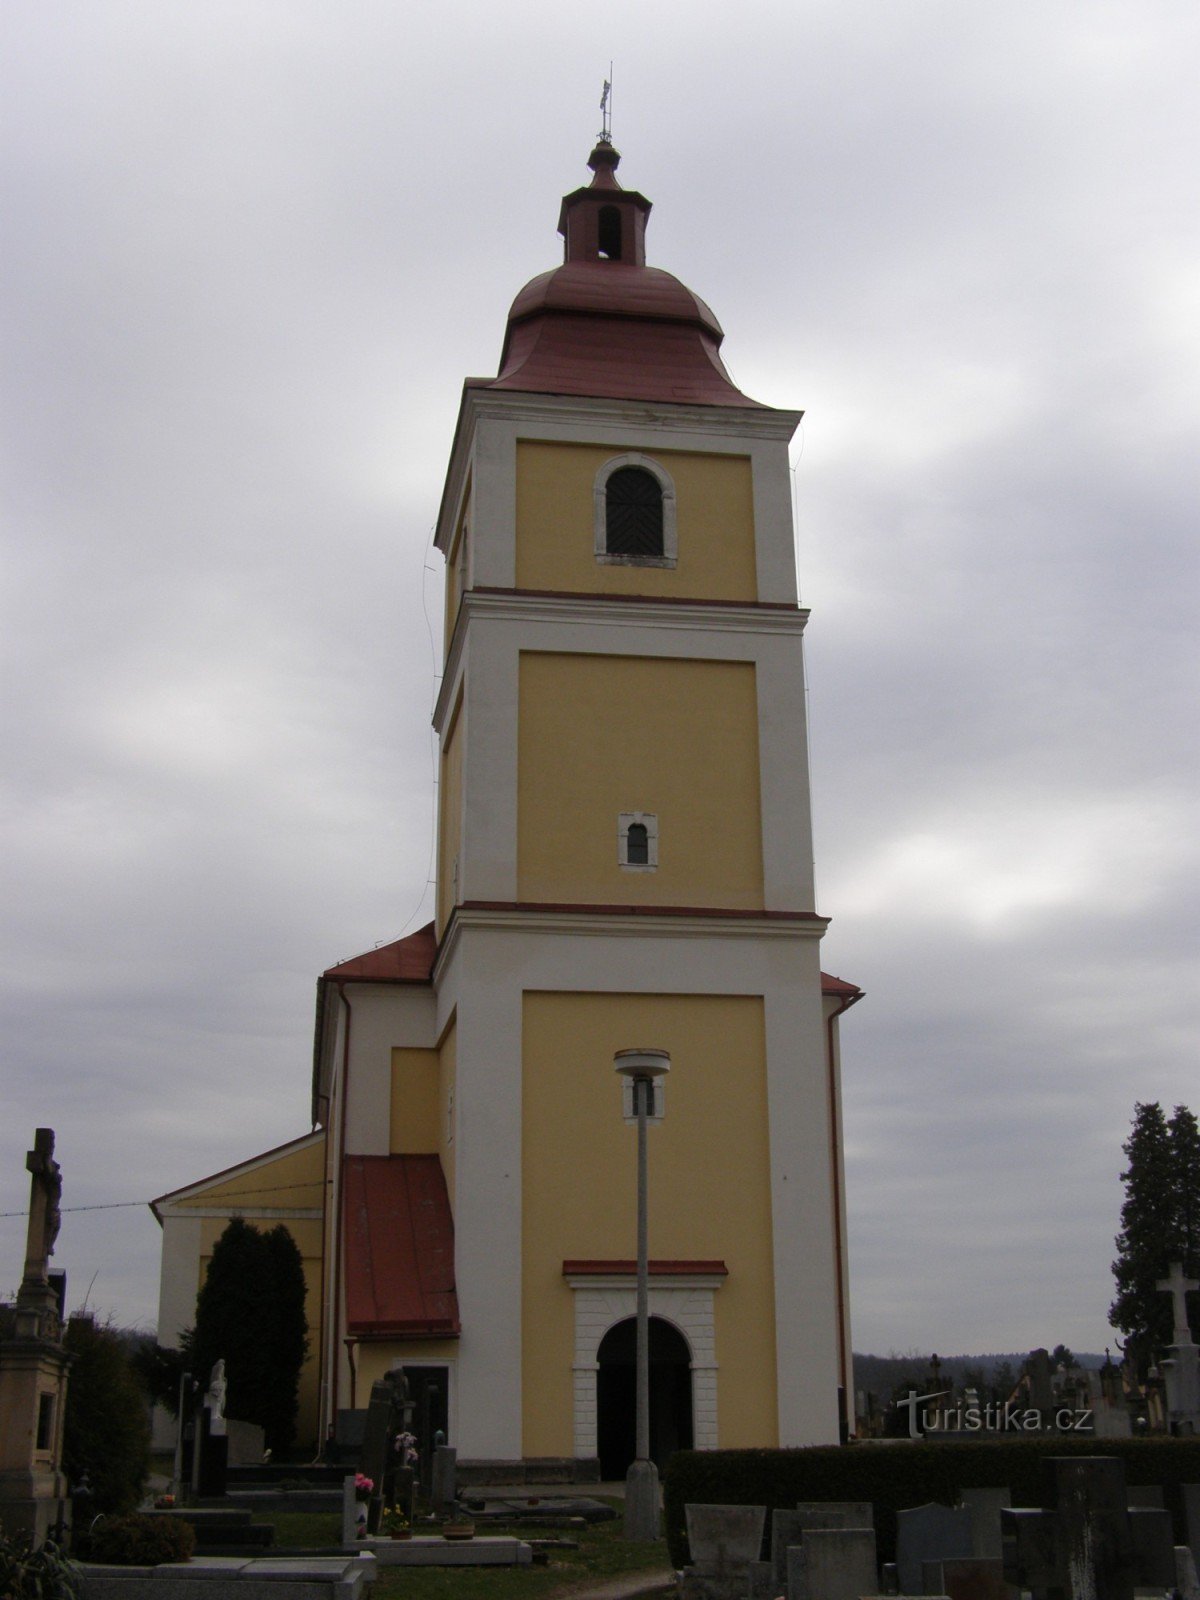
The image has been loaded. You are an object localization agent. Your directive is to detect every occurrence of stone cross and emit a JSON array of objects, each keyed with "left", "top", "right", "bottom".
[
  {"left": 22, "top": 1128, "right": 62, "bottom": 1288},
  {"left": 1156, "top": 1262, "right": 1199, "bottom": 1346}
]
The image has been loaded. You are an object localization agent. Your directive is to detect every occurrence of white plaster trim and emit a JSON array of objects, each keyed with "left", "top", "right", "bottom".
[
  {"left": 155, "top": 1206, "right": 322, "bottom": 1221},
  {"left": 593, "top": 453, "right": 678, "bottom": 568},
  {"left": 436, "top": 907, "right": 826, "bottom": 980},
  {"left": 475, "top": 389, "right": 801, "bottom": 438},
  {"left": 567, "top": 1283, "right": 722, "bottom": 1456},
  {"left": 433, "top": 594, "right": 807, "bottom": 736}
]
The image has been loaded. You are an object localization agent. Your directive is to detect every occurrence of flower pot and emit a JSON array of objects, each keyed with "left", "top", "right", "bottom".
[
  {"left": 389, "top": 1530, "right": 412, "bottom": 1541},
  {"left": 442, "top": 1524, "right": 475, "bottom": 1541}
]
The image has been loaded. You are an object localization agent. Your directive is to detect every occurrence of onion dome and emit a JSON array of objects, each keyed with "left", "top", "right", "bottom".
[{"left": 487, "top": 141, "right": 763, "bottom": 408}]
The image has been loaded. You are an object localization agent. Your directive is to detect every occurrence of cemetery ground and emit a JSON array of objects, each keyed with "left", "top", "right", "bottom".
[{"left": 256, "top": 1498, "right": 671, "bottom": 1600}]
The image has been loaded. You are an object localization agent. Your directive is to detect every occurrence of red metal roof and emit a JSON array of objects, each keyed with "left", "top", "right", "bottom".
[
  {"left": 323, "top": 923, "right": 436, "bottom": 983},
  {"left": 820, "top": 972, "right": 863, "bottom": 999},
  {"left": 343, "top": 1155, "right": 459, "bottom": 1338},
  {"left": 484, "top": 142, "right": 765, "bottom": 410}
]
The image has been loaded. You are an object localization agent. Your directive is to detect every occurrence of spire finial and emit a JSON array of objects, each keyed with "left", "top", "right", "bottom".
[{"left": 599, "top": 67, "right": 612, "bottom": 143}]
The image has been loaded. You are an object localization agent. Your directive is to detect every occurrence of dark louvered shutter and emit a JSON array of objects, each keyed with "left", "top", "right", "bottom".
[{"left": 605, "top": 467, "right": 664, "bottom": 557}]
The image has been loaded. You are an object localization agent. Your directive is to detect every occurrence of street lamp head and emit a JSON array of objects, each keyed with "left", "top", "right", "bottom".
[{"left": 613, "top": 1049, "right": 671, "bottom": 1080}]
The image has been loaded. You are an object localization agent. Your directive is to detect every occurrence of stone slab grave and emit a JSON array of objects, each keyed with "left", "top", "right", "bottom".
[
  {"left": 77, "top": 1553, "right": 375, "bottom": 1600},
  {"left": 921, "top": 1556, "right": 1009, "bottom": 1600},
  {"left": 896, "top": 1504, "right": 972, "bottom": 1594},
  {"left": 361, "top": 1536, "right": 532, "bottom": 1566},
  {"left": 771, "top": 1503, "right": 874, "bottom": 1591},
  {"left": 959, "top": 1488, "right": 1011, "bottom": 1560},
  {"left": 682, "top": 1503, "right": 766, "bottom": 1600},
  {"left": 1002, "top": 1456, "right": 1136, "bottom": 1600},
  {"left": 786, "top": 1527, "right": 878, "bottom": 1600}
]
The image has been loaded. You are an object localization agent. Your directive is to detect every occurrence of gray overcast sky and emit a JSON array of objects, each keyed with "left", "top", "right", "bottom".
[{"left": 3, "top": 1, "right": 1197, "bottom": 1360}]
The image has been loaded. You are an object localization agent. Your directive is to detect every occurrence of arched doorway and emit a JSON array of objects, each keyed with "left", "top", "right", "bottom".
[{"left": 596, "top": 1316, "right": 693, "bottom": 1478}]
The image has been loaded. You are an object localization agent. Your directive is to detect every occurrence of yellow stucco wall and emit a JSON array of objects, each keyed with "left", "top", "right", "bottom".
[
  {"left": 517, "top": 652, "right": 764, "bottom": 908},
  {"left": 437, "top": 691, "right": 464, "bottom": 935},
  {"left": 438, "top": 1015, "right": 457, "bottom": 1208},
  {"left": 390, "top": 1049, "right": 440, "bottom": 1153},
  {"left": 515, "top": 442, "right": 757, "bottom": 601},
  {"left": 355, "top": 1340, "right": 460, "bottom": 1397},
  {"left": 520, "top": 991, "right": 777, "bottom": 1457},
  {"left": 176, "top": 1138, "right": 326, "bottom": 1213}
]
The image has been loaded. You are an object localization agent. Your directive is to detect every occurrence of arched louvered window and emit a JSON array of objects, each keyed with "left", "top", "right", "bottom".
[
  {"left": 605, "top": 467, "right": 664, "bottom": 558},
  {"left": 594, "top": 454, "right": 677, "bottom": 569}
]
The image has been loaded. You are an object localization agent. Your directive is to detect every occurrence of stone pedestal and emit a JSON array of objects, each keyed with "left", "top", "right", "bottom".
[
  {"left": 0, "top": 1128, "right": 72, "bottom": 1545},
  {"left": 1160, "top": 1343, "right": 1200, "bottom": 1433},
  {"left": 0, "top": 1330, "right": 73, "bottom": 1544}
]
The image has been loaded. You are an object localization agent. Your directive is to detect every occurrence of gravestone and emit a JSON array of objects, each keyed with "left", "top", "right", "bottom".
[
  {"left": 772, "top": 1503, "right": 873, "bottom": 1589},
  {"left": 1175, "top": 1545, "right": 1200, "bottom": 1600},
  {"left": 226, "top": 1417, "right": 266, "bottom": 1466},
  {"left": 1001, "top": 1456, "right": 1134, "bottom": 1600},
  {"left": 1181, "top": 1484, "right": 1200, "bottom": 1565},
  {"left": 430, "top": 1445, "right": 456, "bottom": 1515},
  {"left": 359, "top": 1369, "right": 412, "bottom": 1534},
  {"left": 747, "top": 1559, "right": 775, "bottom": 1599},
  {"left": 1124, "top": 1486, "right": 1162, "bottom": 1509},
  {"left": 960, "top": 1487, "right": 1010, "bottom": 1560},
  {"left": 786, "top": 1528, "right": 877, "bottom": 1600},
  {"left": 1026, "top": 1349, "right": 1055, "bottom": 1411},
  {"left": 1126, "top": 1507, "right": 1175, "bottom": 1587},
  {"left": 896, "top": 1504, "right": 972, "bottom": 1594},
  {"left": 683, "top": 1503, "right": 766, "bottom": 1600},
  {"left": 922, "top": 1556, "right": 1009, "bottom": 1600},
  {"left": 796, "top": 1500, "right": 873, "bottom": 1526}
]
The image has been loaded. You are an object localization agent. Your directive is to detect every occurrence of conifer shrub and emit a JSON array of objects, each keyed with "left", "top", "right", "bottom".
[
  {"left": 63, "top": 1316, "right": 151, "bottom": 1514},
  {"left": 87, "top": 1513, "right": 195, "bottom": 1566},
  {"left": 662, "top": 1436, "right": 1200, "bottom": 1568},
  {"left": 188, "top": 1217, "right": 309, "bottom": 1455}
]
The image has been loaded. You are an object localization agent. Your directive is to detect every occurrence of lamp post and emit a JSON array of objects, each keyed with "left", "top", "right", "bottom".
[{"left": 613, "top": 1047, "right": 671, "bottom": 1541}]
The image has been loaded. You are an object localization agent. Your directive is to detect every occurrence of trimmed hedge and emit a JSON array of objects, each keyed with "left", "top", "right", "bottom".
[
  {"left": 662, "top": 1437, "right": 1200, "bottom": 1568},
  {"left": 87, "top": 1513, "right": 195, "bottom": 1566}
]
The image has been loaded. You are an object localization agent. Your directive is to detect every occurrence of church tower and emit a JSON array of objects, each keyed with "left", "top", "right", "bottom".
[
  {"left": 155, "top": 138, "right": 861, "bottom": 1474},
  {"left": 379, "top": 138, "right": 860, "bottom": 1470}
]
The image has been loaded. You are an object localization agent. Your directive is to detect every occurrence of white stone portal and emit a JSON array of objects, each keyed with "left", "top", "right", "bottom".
[{"left": 565, "top": 1272, "right": 723, "bottom": 1459}]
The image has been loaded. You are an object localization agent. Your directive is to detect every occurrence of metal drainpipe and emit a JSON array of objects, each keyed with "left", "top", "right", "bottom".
[
  {"left": 826, "top": 990, "right": 861, "bottom": 1435},
  {"left": 328, "top": 982, "right": 353, "bottom": 1424}
]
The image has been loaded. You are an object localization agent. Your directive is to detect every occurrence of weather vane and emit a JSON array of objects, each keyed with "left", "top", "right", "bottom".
[{"left": 599, "top": 67, "right": 612, "bottom": 142}]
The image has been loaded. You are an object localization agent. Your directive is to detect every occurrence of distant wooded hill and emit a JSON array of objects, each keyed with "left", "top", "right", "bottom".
[{"left": 853, "top": 1351, "right": 1106, "bottom": 1398}]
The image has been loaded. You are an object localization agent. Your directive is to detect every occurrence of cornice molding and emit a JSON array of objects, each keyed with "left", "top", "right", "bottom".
[
  {"left": 433, "top": 588, "right": 808, "bottom": 731},
  {"left": 433, "top": 901, "right": 828, "bottom": 982}
]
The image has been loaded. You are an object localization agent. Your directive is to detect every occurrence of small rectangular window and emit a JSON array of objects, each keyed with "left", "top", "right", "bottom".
[{"left": 36, "top": 1392, "right": 54, "bottom": 1452}]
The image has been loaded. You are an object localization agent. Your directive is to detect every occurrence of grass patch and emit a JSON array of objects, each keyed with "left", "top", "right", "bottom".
[
  {"left": 259, "top": 1500, "right": 671, "bottom": 1600},
  {"left": 264, "top": 1510, "right": 343, "bottom": 1548}
]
